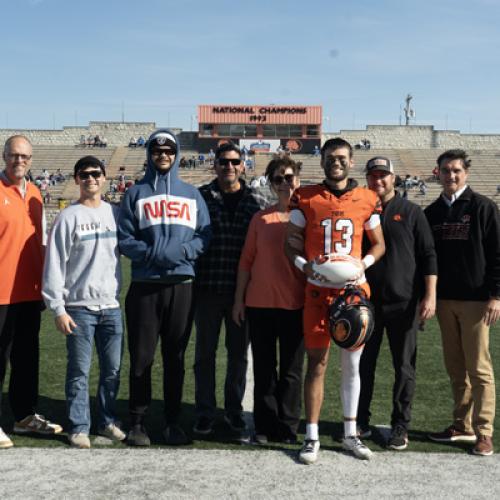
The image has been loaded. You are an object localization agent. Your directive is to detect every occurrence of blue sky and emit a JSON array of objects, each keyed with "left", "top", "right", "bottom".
[{"left": 1, "top": 0, "right": 499, "bottom": 133}]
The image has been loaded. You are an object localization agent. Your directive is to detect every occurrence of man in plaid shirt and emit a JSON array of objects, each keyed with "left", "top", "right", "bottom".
[{"left": 193, "top": 142, "right": 267, "bottom": 436}]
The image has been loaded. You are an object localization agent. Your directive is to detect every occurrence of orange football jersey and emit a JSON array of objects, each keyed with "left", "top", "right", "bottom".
[{"left": 290, "top": 183, "right": 381, "bottom": 261}]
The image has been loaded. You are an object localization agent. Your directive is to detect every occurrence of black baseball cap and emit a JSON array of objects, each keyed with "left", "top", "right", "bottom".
[{"left": 365, "top": 156, "right": 394, "bottom": 174}]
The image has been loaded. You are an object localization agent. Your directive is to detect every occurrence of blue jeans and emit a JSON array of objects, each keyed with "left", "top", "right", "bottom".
[{"left": 65, "top": 307, "right": 123, "bottom": 434}]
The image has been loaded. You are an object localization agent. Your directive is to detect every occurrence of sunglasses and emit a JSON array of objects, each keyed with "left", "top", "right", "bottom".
[
  {"left": 152, "top": 149, "right": 176, "bottom": 157},
  {"left": 78, "top": 170, "right": 103, "bottom": 180},
  {"left": 272, "top": 174, "right": 295, "bottom": 185},
  {"left": 217, "top": 158, "right": 241, "bottom": 167}
]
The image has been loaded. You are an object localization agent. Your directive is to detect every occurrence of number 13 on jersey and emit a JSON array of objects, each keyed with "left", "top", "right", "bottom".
[{"left": 321, "top": 218, "right": 354, "bottom": 255}]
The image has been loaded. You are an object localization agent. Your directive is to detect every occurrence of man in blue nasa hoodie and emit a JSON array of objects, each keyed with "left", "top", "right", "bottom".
[{"left": 118, "top": 129, "right": 211, "bottom": 446}]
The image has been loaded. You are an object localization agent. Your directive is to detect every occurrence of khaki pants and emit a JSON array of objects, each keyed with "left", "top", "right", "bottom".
[{"left": 436, "top": 300, "right": 495, "bottom": 436}]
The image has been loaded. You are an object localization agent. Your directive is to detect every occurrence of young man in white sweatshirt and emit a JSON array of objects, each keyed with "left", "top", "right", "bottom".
[{"left": 43, "top": 156, "right": 125, "bottom": 449}]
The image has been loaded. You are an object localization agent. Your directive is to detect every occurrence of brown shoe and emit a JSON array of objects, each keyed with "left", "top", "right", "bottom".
[
  {"left": 428, "top": 425, "right": 476, "bottom": 443},
  {"left": 472, "top": 435, "right": 494, "bottom": 456}
]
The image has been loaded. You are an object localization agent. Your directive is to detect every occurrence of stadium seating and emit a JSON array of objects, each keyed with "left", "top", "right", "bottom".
[{"left": 27, "top": 146, "right": 500, "bottom": 226}]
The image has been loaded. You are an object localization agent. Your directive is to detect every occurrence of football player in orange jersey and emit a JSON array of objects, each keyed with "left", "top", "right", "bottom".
[{"left": 285, "top": 138, "right": 385, "bottom": 464}]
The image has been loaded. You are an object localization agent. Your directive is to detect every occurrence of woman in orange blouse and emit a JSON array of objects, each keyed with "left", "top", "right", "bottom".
[{"left": 233, "top": 156, "right": 305, "bottom": 444}]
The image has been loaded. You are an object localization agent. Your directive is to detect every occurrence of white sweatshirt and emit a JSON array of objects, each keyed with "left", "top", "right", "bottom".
[{"left": 42, "top": 201, "right": 121, "bottom": 317}]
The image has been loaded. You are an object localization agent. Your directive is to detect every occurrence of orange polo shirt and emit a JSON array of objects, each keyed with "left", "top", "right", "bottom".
[
  {"left": 0, "top": 176, "right": 44, "bottom": 305},
  {"left": 239, "top": 206, "right": 305, "bottom": 310}
]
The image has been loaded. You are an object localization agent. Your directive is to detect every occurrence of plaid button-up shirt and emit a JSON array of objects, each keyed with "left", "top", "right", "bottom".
[{"left": 195, "top": 179, "right": 268, "bottom": 294}]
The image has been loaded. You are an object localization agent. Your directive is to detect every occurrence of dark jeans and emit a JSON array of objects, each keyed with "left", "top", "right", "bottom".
[
  {"left": 194, "top": 291, "right": 249, "bottom": 419},
  {"left": 247, "top": 307, "right": 304, "bottom": 439},
  {"left": 0, "top": 301, "right": 41, "bottom": 421},
  {"left": 358, "top": 300, "right": 419, "bottom": 430},
  {"left": 125, "top": 281, "right": 193, "bottom": 425}
]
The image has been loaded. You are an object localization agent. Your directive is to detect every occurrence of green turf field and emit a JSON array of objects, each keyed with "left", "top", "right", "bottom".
[{"left": 1, "top": 257, "right": 499, "bottom": 452}]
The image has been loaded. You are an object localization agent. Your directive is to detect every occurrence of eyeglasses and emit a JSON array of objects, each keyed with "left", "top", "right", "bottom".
[
  {"left": 6, "top": 153, "right": 32, "bottom": 161},
  {"left": 325, "top": 157, "right": 349, "bottom": 167},
  {"left": 271, "top": 174, "right": 295, "bottom": 185},
  {"left": 78, "top": 170, "right": 103, "bottom": 180},
  {"left": 217, "top": 158, "right": 241, "bottom": 167},
  {"left": 152, "top": 149, "right": 176, "bottom": 157}
]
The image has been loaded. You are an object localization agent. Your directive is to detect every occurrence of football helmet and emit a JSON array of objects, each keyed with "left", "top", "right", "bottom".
[{"left": 329, "top": 286, "right": 375, "bottom": 351}]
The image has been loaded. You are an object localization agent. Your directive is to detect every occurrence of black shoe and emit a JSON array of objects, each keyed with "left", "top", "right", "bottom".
[
  {"left": 163, "top": 425, "right": 192, "bottom": 446},
  {"left": 281, "top": 434, "right": 298, "bottom": 445},
  {"left": 387, "top": 425, "right": 408, "bottom": 450},
  {"left": 193, "top": 416, "right": 215, "bottom": 435},
  {"left": 357, "top": 423, "right": 372, "bottom": 439},
  {"left": 127, "top": 424, "right": 150, "bottom": 447},
  {"left": 252, "top": 433, "right": 269, "bottom": 445},
  {"left": 224, "top": 414, "right": 247, "bottom": 432}
]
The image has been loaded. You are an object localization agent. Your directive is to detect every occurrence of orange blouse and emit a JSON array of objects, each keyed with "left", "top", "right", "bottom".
[{"left": 238, "top": 206, "right": 305, "bottom": 310}]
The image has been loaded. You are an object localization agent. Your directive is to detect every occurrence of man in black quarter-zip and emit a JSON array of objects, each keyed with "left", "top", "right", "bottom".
[
  {"left": 357, "top": 156, "right": 437, "bottom": 451},
  {"left": 425, "top": 149, "right": 500, "bottom": 457}
]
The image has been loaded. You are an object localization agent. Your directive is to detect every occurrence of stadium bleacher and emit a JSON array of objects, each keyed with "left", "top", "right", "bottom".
[{"left": 28, "top": 145, "right": 500, "bottom": 226}]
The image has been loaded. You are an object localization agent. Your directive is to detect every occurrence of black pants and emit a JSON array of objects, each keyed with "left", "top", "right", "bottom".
[
  {"left": 358, "top": 301, "right": 419, "bottom": 430},
  {"left": 125, "top": 281, "right": 193, "bottom": 425},
  {"left": 193, "top": 291, "right": 249, "bottom": 419},
  {"left": 0, "top": 301, "right": 41, "bottom": 421},
  {"left": 247, "top": 307, "right": 304, "bottom": 439}
]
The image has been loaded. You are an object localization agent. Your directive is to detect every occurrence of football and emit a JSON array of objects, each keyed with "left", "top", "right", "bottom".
[{"left": 311, "top": 253, "right": 363, "bottom": 287}]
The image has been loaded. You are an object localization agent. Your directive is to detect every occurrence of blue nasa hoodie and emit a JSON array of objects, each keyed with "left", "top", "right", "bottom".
[{"left": 118, "top": 129, "right": 211, "bottom": 281}]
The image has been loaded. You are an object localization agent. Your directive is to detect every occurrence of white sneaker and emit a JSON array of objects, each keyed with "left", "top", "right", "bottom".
[
  {"left": 98, "top": 423, "right": 126, "bottom": 442},
  {"left": 299, "top": 439, "right": 320, "bottom": 465},
  {"left": 13, "top": 414, "right": 63, "bottom": 435},
  {"left": 0, "top": 427, "right": 14, "bottom": 449},
  {"left": 68, "top": 433, "right": 91, "bottom": 449},
  {"left": 342, "top": 435, "right": 373, "bottom": 460}
]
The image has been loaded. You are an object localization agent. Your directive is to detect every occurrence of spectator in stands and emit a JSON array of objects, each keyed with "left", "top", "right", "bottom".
[
  {"left": 79, "top": 135, "right": 86, "bottom": 147},
  {"left": 426, "top": 149, "right": 500, "bottom": 457},
  {"left": 419, "top": 181, "right": 427, "bottom": 196},
  {"left": 496, "top": 185, "right": 500, "bottom": 196},
  {"left": 208, "top": 149, "right": 215, "bottom": 165},
  {"left": 94, "top": 135, "right": 102, "bottom": 147},
  {"left": 56, "top": 168, "right": 66, "bottom": 183},
  {"left": 0, "top": 135, "right": 62, "bottom": 449},
  {"left": 42, "top": 156, "right": 125, "bottom": 449},
  {"left": 100, "top": 136, "right": 108, "bottom": 148},
  {"left": 137, "top": 136, "right": 146, "bottom": 147},
  {"left": 86, "top": 135, "right": 95, "bottom": 147},
  {"left": 179, "top": 157, "right": 187, "bottom": 169},
  {"left": 128, "top": 137, "right": 137, "bottom": 148},
  {"left": 118, "top": 129, "right": 211, "bottom": 447},
  {"left": 193, "top": 142, "right": 267, "bottom": 437},
  {"left": 313, "top": 145, "right": 320, "bottom": 156},
  {"left": 233, "top": 155, "right": 305, "bottom": 444},
  {"left": 358, "top": 156, "right": 437, "bottom": 450}
]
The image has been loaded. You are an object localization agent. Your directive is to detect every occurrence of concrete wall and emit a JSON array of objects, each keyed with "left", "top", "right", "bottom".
[
  {"left": 1, "top": 121, "right": 500, "bottom": 150},
  {"left": 324, "top": 125, "right": 500, "bottom": 150},
  {"left": 0, "top": 122, "right": 182, "bottom": 146}
]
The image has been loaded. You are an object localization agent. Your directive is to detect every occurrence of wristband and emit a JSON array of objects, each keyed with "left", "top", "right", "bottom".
[
  {"left": 294, "top": 255, "right": 307, "bottom": 272},
  {"left": 362, "top": 254, "right": 375, "bottom": 269}
]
